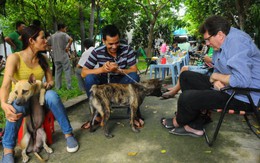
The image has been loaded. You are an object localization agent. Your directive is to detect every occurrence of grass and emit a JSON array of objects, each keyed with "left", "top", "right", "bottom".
[{"left": 0, "top": 57, "right": 147, "bottom": 127}]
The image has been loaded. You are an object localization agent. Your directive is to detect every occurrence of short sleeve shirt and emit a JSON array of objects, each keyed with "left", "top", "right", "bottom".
[
  {"left": 84, "top": 44, "right": 137, "bottom": 75},
  {"left": 8, "top": 31, "right": 23, "bottom": 53}
]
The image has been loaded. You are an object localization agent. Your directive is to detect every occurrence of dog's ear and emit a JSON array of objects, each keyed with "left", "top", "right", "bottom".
[
  {"left": 28, "top": 73, "right": 36, "bottom": 84},
  {"left": 9, "top": 76, "right": 18, "bottom": 84}
]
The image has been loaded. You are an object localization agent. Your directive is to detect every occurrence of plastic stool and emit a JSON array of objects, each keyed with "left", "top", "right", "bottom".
[{"left": 18, "top": 111, "right": 55, "bottom": 145}]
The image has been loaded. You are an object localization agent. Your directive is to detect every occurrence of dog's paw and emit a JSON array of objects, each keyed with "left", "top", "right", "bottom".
[
  {"left": 46, "top": 147, "right": 53, "bottom": 154},
  {"left": 22, "top": 154, "right": 30, "bottom": 163},
  {"left": 105, "top": 133, "right": 114, "bottom": 138},
  {"left": 39, "top": 99, "right": 44, "bottom": 106},
  {"left": 45, "top": 146, "right": 53, "bottom": 154},
  {"left": 132, "top": 127, "right": 140, "bottom": 133}
]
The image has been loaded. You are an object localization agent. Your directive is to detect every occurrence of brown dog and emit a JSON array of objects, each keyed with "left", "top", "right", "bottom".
[
  {"left": 8, "top": 74, "right": 53, "bottom": 163},
  {"left": 89, "top": 78, "right": 162, "bottom": 138}
]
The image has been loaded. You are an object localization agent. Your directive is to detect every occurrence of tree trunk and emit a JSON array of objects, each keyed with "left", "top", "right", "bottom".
[
  {"left": 147, "top": 18, "right": 156, "bottom": 57},
  {"left": 49, "top": 0, "right": 57, "bottom": 32},
  {"left": 235, "top": 0, "right": 245, "bottom": 30},
  {"left": 89, "top": 0, "right": 95, "bottom": 39},
  {"left": 79, "top": 5, "right": 85, "bottom": 52}
]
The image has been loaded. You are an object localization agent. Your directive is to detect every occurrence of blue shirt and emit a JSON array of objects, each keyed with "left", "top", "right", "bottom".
[
  {"left": 212, "top": 27, "right": 260, "bottom": 105},
  {"left": 84, "top": 44, "right": 137, "bottom": 75}
]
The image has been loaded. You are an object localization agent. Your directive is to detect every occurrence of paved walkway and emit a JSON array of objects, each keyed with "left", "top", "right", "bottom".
[{"left": 1, "top": 74, "right": 260, "bottom": 163}]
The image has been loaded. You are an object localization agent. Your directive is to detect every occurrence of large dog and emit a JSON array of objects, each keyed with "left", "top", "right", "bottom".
[
  {"left": 89, "top": 78, "right": 162, "bottom": 138},
  {"left": 8, "top": 74, "right": 53, "bottom": 163}
]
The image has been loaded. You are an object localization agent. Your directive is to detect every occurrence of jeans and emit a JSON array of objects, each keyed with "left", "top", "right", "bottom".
[
  {"left": 2, "top": 90, "right": 73, "bottom": 149},
  {"left": 188, "top": 65, "right": 208, "bottom": 75},
  {"left": 84, "top": 72, "right": 140, "bottom": 97}
]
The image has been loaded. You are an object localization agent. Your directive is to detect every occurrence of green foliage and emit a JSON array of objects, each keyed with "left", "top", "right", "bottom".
[
  {"left": 184, "top": 0, "right": 260, "bottom": 45},
  {"left": 54, "top": 75, "right": 83, "bottom": 102}
]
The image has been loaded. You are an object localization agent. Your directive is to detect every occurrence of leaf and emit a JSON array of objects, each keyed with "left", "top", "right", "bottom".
[
  {"left": 204, "top": 150, "right": 212, "bottom": 154},
  {"left": 128, "top": 152, "right": 138, "bottom": 156}
]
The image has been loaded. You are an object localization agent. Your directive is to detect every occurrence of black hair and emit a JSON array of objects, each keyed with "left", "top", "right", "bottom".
[
  {"left": 57, "top": 23, "right": 66, "bottom": 30},
  {"left": 102, "top": 24, "right": 120, "bottom": 40},
  {"left": 199, "top": 15, "right": 231, "bottom": 36},
  {"left": 83, "top": 39, "right": 94, "bottom": 49},
  {"left": 15, "top": 21, "right": 25, "bottom": 29},
  {"left": 21, "top": 25, "right": 49, "bottom": 72},
  {"left": 32, "top": 19, "right": 41, "bottom": 28}
]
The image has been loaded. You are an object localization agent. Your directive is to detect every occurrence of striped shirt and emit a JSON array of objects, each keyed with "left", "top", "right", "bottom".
[{"left": 84, "top": 44, "right": 137, "bottom": 75}]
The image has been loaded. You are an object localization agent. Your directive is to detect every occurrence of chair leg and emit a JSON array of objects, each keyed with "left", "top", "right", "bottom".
[
  {"left": 145, "top": 64, "right": 151, "bottom": 75},
  {"left": 204, "top": 91, "right": 236, "bottom": 146},
  {"left": 204, "top": 111, "right": 227, "bottom": 147},
  {"left": 244, "top": 114, "right": 260, "bottom": 138}
]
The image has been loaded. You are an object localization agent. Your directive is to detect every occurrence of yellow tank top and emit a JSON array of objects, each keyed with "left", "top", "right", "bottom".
[{"left": 12, "top": 52, "right": 45, "bottom": 90}]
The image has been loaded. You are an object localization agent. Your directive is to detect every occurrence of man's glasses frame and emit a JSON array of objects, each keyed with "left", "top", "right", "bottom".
[{"left": 205, "top": 35, "right": 214, "bottom": 42}]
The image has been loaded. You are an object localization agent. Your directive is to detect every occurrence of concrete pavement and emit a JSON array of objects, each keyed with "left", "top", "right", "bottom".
[{"left": 1, "top": 75, "right": 259, "bottom": 163}]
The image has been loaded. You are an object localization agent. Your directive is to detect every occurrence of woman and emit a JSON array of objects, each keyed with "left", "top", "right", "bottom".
[{"left": 0, "top": 25, "right": 79, "bottom": 163}]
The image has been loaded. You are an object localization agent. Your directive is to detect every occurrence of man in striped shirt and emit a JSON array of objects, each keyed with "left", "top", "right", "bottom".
[{"left": 81, "top": 24, "right": 143, "bottom": 129}]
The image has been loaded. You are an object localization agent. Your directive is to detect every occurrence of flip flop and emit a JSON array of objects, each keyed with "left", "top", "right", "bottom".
[
  {"left": 169, "top": 127, "right": 203, "bottom": 138},
  {"left": 81, "top": 120, "right": 100, "bottom": 129},
  {"left": 160, "top": 118, "right": 175, "bottom": 129},
  {"left": 160, "top": 93, "right": 175, "bottom": 100}
]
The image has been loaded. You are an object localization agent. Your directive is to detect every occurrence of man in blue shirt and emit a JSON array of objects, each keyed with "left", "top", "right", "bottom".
[{"left": 161, "top": 15, "right": 260, "bottom": 137}]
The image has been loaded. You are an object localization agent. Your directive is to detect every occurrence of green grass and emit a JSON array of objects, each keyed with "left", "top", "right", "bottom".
[{"left": 0, "top": 59, "right": 147, "bottom": 127}]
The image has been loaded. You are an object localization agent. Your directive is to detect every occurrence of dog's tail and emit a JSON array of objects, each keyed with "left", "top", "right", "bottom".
[
  {"left": 90, "top": 85, "right": 98, "bottom": 95},
  {"left": 34, "top": 152, "right": 49, "bottom": 163}
]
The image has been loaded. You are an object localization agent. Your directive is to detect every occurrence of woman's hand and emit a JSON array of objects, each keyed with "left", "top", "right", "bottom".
[
  {"left": 1, "top": 102, "right": 22, "bottom": 122},
  {"left": 43, "top": 81, "right": 54, "bottom": 90}
]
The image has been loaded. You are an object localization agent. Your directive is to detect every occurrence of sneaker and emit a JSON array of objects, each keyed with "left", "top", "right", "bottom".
[
  {"left": 2, "top": 153, "right": 14, "bottom": 163},
  {"left": 66, "top": 136, "right": 79, "bottom": 153}
]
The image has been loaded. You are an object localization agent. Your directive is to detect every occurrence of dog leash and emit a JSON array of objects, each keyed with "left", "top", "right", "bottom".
[{"left": 112, "top": 58, "right": 139, "bottom": 84}]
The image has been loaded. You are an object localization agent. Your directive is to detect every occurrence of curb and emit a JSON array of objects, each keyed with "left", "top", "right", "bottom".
[{"left": 63, "top": 94, "right": 88, "bottom": 109}]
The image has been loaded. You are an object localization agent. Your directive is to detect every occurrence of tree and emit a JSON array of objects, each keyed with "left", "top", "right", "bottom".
[
  {"left": 135, "top": 0, "right": 180, "bottom": 57},
  {"left": 184, "top": 0, "right": 260, "bottom": 48}
]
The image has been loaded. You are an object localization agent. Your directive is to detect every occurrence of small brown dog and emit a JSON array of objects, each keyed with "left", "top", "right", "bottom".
[
  {"left": 8, "top": 74, "right": 53, "bottom": 163},
  {"left": 89, "top": 78, "right": 162, "bottom": 138}
]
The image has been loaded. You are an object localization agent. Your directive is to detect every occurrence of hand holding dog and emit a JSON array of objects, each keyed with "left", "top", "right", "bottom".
[
  {"left": 44, "top": 81, "right": 54, "bottom": 90},
  {"left": 1, "top": 102, "right": 22, "bottom": 122}
]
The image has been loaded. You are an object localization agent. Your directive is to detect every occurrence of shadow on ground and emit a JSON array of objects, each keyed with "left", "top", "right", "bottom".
[{"left": 1, "top": 75, "right": 259, "bottom": 163}]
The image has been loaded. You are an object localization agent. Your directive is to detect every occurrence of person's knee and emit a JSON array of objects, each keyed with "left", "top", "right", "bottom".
[
  {"left": 84, "top": 74, "right": 98, "bottom": 84},
  {"left": 181, "top": 66, "right": 189, "bottom": 72},
  {"left": 179, "top": 70, "right": 191, "bottom": 80},
  {"left": 45, "top": 90, "right": 59, "bottom": 102},
  {"left": 128, "top": 72, "right": 140, "bottom": 82}
]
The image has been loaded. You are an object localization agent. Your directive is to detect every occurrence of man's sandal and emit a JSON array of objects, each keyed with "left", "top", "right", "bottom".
[{"left": 160, "top": 118, "right": 175, "bottom": 129}]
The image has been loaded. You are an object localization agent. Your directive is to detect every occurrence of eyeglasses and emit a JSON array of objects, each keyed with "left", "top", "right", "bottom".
[{"left": 205, "top": 35, "right": 213, "bottom": 42}]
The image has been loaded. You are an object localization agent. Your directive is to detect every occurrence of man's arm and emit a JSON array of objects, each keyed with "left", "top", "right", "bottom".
[
  {"left": 4, "top": 37, "right": 16, "bottom": 50},
  {"left": 115, "top": 64, "right": 137, "bottom": 74},
  {"left": 66, "top": 37, "right": 73, "bottom": 52}
]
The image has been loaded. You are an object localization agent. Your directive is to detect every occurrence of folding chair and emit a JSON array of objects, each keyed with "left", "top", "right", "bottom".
[
  {"left": 138, "top": 48, "right": 156, "bottom": 75},
  {"left": 204, "top": 86, "right": 260, "bottom": 146}
]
